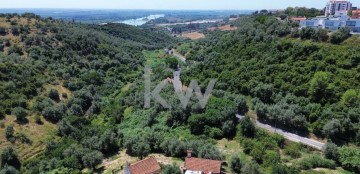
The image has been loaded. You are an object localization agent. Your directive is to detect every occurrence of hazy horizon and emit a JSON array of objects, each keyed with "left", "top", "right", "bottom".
[{"left": 0, "top": 0, "right": 339, "bottom": 10}]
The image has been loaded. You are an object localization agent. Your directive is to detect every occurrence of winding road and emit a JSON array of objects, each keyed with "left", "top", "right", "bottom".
[
  {"left": 236, "top": 114, "right": 325, "bottom": 150},
  {"left": 171, "top": 49, "right": 186, "bottom": 62}
]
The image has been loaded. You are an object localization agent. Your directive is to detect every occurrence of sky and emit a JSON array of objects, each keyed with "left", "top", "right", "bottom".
[{"left": 0, "top": 0, "right": 338, "bottom": 10}]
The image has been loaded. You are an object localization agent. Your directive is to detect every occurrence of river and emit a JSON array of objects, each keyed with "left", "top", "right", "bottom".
[{"left": 116, "top": 14, "right": 165, "bottom": 26}]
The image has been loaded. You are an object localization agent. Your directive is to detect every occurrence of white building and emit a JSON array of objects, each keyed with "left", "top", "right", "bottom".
[
  {"left": 300, "top": 18, "right": 325, "bottom": 29},
  {"left": 325, "top": 0, "right": 352, "bottom": 16},
  {"left": 346, "top": 19, "right": 360, "bottom": 32}
]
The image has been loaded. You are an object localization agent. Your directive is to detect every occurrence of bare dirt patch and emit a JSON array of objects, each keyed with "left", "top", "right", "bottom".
[
  {"left": 208, "top": 25, "right": 238, "bottom": 31},
  {"left": 181, "top": 32, "right": 205, "bottom": 40}
]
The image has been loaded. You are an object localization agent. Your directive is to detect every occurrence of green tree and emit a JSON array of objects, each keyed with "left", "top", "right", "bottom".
[
  {"left": 0, "top": 146, "right": 21, "bottom": 169},
  {"left": 82, "top": 151, "right": 103, "bottom": 170},
  {"left": 300, "top": 27, "right": 316, "bottom": 40},
  {"left": 12, "top": 107, "right": 27, "bottom": 122},
  {"left": 338, "top": 146, "right": 360, "bottom": 172},
  {"left": 241, "top": 161, "right": 263, "bottom": 174},
  {"left": 48, "top": 89, "right": 60, "bottom": 101},
  {"left": 330, "top": 27, "right": 351, "bottom": 44},
  {"left": 323, "top": 142, "right": 339, "bottom": 161},
  {"left": 235, "top": 95, "right": 249, "bottom": 115},
  {"left": 239, "top": 116, "right": 256, "bottom": 138},
  {"left": 0, "top": 164, "right": 20, "bottom": 174},
  {"left": 166, "top": 57, "right": 179, "bottom": 69},
  {"left": 309, "top": 71, "right": 331, "bottom": 103},
  {"left": 161, "top": 163, "right": 182, "bottom": 174},
  {"left": 5, "top": 125, "right": 14, "bottom": 140},
  {"left": 322, "top": 119, "right": 342, "bottom": 140},
  {"left": 263, "top": 150, "right": 281, "bottom": 166},
  {"left": 230, "top": 156, "right": 243, "bottom": 174},
  {"left": 341, "top": 89, "right": 358, "bottom": 107}
]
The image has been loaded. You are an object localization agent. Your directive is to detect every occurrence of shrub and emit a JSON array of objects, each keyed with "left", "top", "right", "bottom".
[
  {"left": 0, "top": 27, "right": 6, "bottom": 35},
  {"left": 323, "top": 142, "right": 339, "bottom": 161},
  {"left": 230, "top": 156, "right": 243, "bottom": 174},
  {"left": 330, "top": 27, "right": 351, "bottom": 44},
  {"left": 0, "top": 164, "right": 20, "bottom": 174},
  {"left": 48, "top": 89, "right": 60, "bottom": 101},
  {"left": 239, "top": 116, "right": 256, "bottom": 138},
  {"left": 296, "top": 155, "right": 336, "bottom": 170},
  {"left": 161, "top": 163, "right": 182, "bottom": 174},
  {"left": 263, "top": 150, "right": 281, "bottom": 166},
  {"left": 0, "top": 146, "right": 21, "bottom": 169},
  {"left": 5, "top": 125, "right": 14, "bottom": 140},
  {"left": 338, "top": 146, "right": 360, "bottom": 172},
  {"left": 241, "top": 161, "right": 262, "bottom": 174},
  {"left": 284, "top": 143, "right": 302, "bottom": 159},
  {"left": 12, "top": 107, "right": 27, "bottom": 122},
  {"left": 272, "top": 164, "right": 300, "bottom": 174},
  {"left": 34, "top": 115, "right": 43, "bottom": 125},
  {"left": 11, "top": 26, "right": 19, "bottom": 35},
  {"left": 8, "top": 46, "right": 22, "bottom": 55}
]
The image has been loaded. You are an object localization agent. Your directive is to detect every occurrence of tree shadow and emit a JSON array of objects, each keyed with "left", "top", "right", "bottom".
[{"left": 15, "top": 118, "right": 29, "bottom": 125}]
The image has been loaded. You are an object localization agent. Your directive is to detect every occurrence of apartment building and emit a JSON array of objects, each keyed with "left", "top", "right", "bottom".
[{"left": 325, "top": 0, "right": 352, "bottom": 16}]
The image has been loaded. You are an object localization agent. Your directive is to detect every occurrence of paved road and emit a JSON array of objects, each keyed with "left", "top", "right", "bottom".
[
  {"left": 236, "top": 114, "right": 325, "bottom": 150},
  {"left": 171, "top": 49, "right": 186, "bottom": 62}
]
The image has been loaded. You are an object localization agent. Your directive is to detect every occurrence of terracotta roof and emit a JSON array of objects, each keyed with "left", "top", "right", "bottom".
[
  {"left": 184, "top": 157, "right": 222, "bottom": 174},
  {"left": 129, "top": 157, "right": 161, "bottom": 174},
  {"left": 291, "top": 17, "right": 307, "bottom": 21}
]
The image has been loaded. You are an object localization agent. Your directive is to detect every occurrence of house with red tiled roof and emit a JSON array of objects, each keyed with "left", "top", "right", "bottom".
[
  {"left": 183, "top": 151, "right": 222, "bottom": 174},
  {"left": 291, "top": 17, "right": 307, "bottom": 22},
  {"left": 125, "top": 157, "right": 161, "bottom": 174}
]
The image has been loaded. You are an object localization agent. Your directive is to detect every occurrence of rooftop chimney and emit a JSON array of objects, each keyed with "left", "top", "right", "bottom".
[{"left": 187, "top": 150, "right": 193, "bottom": 158}]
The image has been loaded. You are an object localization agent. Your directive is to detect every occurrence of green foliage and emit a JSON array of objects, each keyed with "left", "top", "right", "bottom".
[
  {"left": 322, "top": 119, "right": 342, "bottom": 140},
  {"left": 161, "top": 163, "right": 182, "bottom": 174},
  {"left": 165, "top": 57, "right": 179, "bottom": 69},
  {"left": 296, "top": 155, "right": 336, "bottom": 170},
  {"left": 323, "top": 142, "right": 339, "bottom": 161},
  {"left": 284, "top": 143, "right": 302, "bottom": 159},
  {"left": 263, "top": 150, "right": 281, "bottom": 166},
  {"left": 34, "top": 115, "right": 43, "bottom": 124},
  {"left": 272, "top": 164, "right": 299, "bottom": 174},
  {"left": 0, "top": 27, "right": 6, "bottom": 35},
  {"left": 8, "top": 46, "right": 22, "bottom": 55},
  {"left": 0, "top": 147, "right": 21, "bottom": 170},
  {"left": 241, "top": 161, "right": 263, "bottom": 174},
  {"left": 239, "top": 116, "right": 255, "bottom": 138},
  {"left": 300, "top": 27, "right": 316, "bottom": 40},
  {"left": 81, "top": 151, "right": 103, "bottom": 170},
  {"left": 124, "top": 136, "right": 151, "bottom": 159},
  {"left": 0, "top": 164, "right": 20, "bottom": 174},
  {"left": 48, "top": 89, "right": 59, "bottom": 101},
  {"left": 309, "top": 71, "right": 332, "bottom": 103},
  {"left": 12, "top": 107, "right": 27, "bottom": 122},
  {"left": 330, "top": 27, "right": 351, "bottom": 44},
  {"left": 230, "top": 155, "right": 243, "bottom": 174},
  {"left": 341, "top": 89, "right": 359, "bottom": 107},
  {"left": 338, "top": 146, "right": 360, "bottom": 172},
  {"left": 5, "top": 125, "right": 14, "bottom": 140},
  {"left": 235, "top": 95, "right": 249, "bottom": 115}
]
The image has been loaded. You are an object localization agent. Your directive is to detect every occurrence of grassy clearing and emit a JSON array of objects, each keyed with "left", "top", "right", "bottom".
[
  {"left": 143, "top": 49, "right": 169, "bottom": 68},
  {"left": 44, "top": 83, "right": 73, "bottom": 101},
  {"left": 0, "top": 115, "right": 57, "bottom": 162}
]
